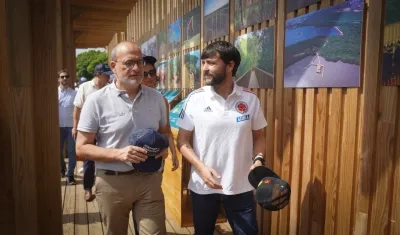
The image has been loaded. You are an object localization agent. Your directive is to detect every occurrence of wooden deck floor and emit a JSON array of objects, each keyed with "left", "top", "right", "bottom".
[{"left": 62, "top": 161, "right": 233, "bottom": 235}]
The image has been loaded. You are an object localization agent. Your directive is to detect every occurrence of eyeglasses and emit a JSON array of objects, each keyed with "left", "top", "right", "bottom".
[
  {"left": 115, "top": 59, "right": 144, "bottom": 69},
  {"left": 59, "top": 75, "right": 69, "bottom": 79},
  {"left": 144, "top": 69, "right": 157, "bottom": 78}
]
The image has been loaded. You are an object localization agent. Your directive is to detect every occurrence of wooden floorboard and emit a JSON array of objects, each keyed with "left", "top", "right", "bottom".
[{"left": 62, "top": 160, "right": 232, "bottom": 235}]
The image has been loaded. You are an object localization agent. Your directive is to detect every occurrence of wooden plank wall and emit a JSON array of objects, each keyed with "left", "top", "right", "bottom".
[
  {"left": 1, "top": 0, "right": 63, "bottom": 234},
  {"left": 123, "top": 0, "right": 400, "bottom": 234}
]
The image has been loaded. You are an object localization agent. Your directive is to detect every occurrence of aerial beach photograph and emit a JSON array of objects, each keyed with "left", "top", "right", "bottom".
[{"left": 284, "top": 0, "right": 364, "bottom": 88}]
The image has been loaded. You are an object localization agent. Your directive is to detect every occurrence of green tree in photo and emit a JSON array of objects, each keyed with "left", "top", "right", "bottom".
[
  {"left": 76, "top": 50, "right": 108, "bottom": 80},
  {"left": 236, "top": 35, "right": 261, "bottom": 79}
]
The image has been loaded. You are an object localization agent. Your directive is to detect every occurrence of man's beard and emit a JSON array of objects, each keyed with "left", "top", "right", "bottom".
[
  {"left": 204, "top": 71, "right": 226, "bottom": 86},
  {"left": 117, "top": 73, "right": 143, "bottom": 86}
]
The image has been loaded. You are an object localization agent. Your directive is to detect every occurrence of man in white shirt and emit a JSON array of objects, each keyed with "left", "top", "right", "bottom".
[
  {"left": 58, "top": 69, "right": 78, "bottom": 185},
  {"left": 73, "top": 63, "right": 112, "bottom": 202},
  {"left": 177, "top": 41, "right": 267, "bottom": 235}
]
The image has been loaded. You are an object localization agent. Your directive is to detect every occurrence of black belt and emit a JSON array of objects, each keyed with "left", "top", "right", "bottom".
[{"left": 98, "top": 169, "right": 137, "bottom": 176}]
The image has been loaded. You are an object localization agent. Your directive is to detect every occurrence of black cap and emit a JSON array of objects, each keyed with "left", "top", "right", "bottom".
[
  {"left": 142, "top": 55, "right": 157, "bottom": 65},
  {"left": 93, "top": 63, "right": 113, "bottom": 76},
  {"left": 128, "top": 128, "right": 169, "bottom": 172},
  {"left": 248, "top": 166, "right": 291, "bottom": 211}
]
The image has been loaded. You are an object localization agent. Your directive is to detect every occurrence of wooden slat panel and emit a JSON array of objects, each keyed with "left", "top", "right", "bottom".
[
  {"left": 121, "top": 1, "right": 400, "bottom": 235},
  {"left": 74, "top": 162, "right": 89, "bottom": 235}
]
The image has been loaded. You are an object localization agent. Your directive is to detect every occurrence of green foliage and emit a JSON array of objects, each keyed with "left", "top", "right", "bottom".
[
  {"left": 168, "top": 56, "right": 182, "bottom": 86},
  {"left": 76, "top": 50, "right": 108, "bottom": 80},
  {"left": 234, "top": 0, "right": 275, "bottom": 30},
  {"left": 386, "top": 0, "right": 400, "bottom": 25},
  {"left": 235, "top": 26, "right": 275, "bottom": 79},
  {"left": 184, "top": 52, "right": 200, "bottom": 78}
]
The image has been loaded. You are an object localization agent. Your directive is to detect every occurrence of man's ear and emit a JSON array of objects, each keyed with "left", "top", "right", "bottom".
[
  {"left": 110, "top": 61, "right": 116, "bottom": 72},
  {"left": 226, "top": 61, "right": 235, "bottom": 73}
]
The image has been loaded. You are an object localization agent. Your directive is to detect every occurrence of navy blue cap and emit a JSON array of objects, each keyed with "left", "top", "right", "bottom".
[
  {"left": 142, "top": 54, "right": 157, "bottom": 65},
  {"left": 93, "top": 63, "right": 113, "bottom": 76},
  {"left": 128, "top": 128, "right": 169, "bottom": 172},
  {"left": 248, "top": 166, "right": 291, "bottom": 211}
]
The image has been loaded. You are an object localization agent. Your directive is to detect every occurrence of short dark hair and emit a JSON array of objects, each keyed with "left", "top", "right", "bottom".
[
  {"left": 58, "top": 69, "right": 68, "bottom": 76},
  {"left": 200, "top": 41, "right": 241, "bottom": 76},
  {"left": 143, "top": 56, "right": 157, "bottom": 68}
]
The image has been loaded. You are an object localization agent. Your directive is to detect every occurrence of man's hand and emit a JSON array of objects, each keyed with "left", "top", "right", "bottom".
[
  {"left": 72, "top": 128, "right": 77, "bottom": 140},
  {"left": 199, "top": 166, "right": 222, "bottom": 189},
  {"left": 114, "top": 146, "right": 148, "bottom": 163},
  {"left": 155, "top": 148, "right": 169, "bottom": 160},
  {"left": 249, "top": 160, "right": 263, "bottom": 171},
  {"left": 171, "top": 155, "right": 179, "bottom": 171}
]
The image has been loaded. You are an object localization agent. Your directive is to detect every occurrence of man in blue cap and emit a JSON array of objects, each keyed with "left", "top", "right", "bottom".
[{"left": 73, "top": 62, "right": 113, "bottom": 202}]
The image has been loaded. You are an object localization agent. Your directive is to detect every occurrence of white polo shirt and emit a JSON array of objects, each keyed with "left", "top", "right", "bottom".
[
  {"left": 73, "top": 80, "right": 103, "bottom": 108},
  {"left": 176, "top": 83, "right": 267, "bottom": 195}
]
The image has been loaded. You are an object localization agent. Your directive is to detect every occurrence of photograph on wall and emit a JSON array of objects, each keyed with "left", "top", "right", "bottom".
[
  {"left": 141, "top": 40, "right": 149, "bottom": 57},
  {"left": 168, "top": 55, "right": 182, "bottom": 89},
  {"left": 284, "top": 0, "right": 364, "bottom": 88},
  {"left": 385, "top": 0, "right": 400, "bottom": 25},
  {"left": 382, "top": 0, "right": 400, "bottom": 86},
  {"left": 156, "top": 60, "right": 169, "bottom": 90},
  {"left": 234, "top": 0, "right": 276, "bottom": 31},
  {"left": 204, "top": 0, "right": 229, "bottom": 42},
  {"left": 168, "top": 18, "right": 182, "bottom": 54},
  {"left": 234, "top": 26, "right": 275, "bottom": 88},
  {"left": 157, "top": 31, "right": 168, "bottom": 59},
  {"left": 286, "top": 0, "right": 320, "bottom": 13},
  {"left": 183, "top": 6, "right": 201, "bottom": 49},
  {"left": 145, "top": 35, "right": 157, "bottom": 58},
  {"left": 169, "top": 98, "right": 186, "bottom": 130},
  {"left": 184, "top": 50, "right": 201, "bottom": 89}
]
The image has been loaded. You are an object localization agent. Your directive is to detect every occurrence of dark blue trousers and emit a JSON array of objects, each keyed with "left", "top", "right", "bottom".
[
  {"left": 59, "top": 127, "right": 76, "bottom": 177},
  {"left": 190, "top": 190, "right": 258, "bottom": 235},
  {"left": 83, "top": 159, "right": 95, "bottom": 190}
]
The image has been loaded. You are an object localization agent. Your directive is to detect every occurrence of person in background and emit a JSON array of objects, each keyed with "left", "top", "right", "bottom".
[
  {"left": 73, "top": 63, "right": 113, "bottom": 202},
  {"left": 58, "top": 69, "right": 77, "bottom": 185},
  {"left": 177, "top": 41, "right": 267, "bottom": 235},
  {"left": 142, "top": 55, "right": 179, "bottom": 171}
]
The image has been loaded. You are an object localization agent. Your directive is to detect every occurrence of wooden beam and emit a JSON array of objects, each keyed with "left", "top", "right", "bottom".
[
  {"left": 31, "top": 0, "right": 64, "bottom": 233},
  {"left": 1, "top": 0, "right": 63, "bottom": 234},
  {"left": 73, "top": 30, "right": 84, "bottom": 41},
  {"left": 70, "top": 5, "right": 84, "bottom": 21},
  {"left": 73, "top": 23, "right": 126, "bottom": 32},
  {"left": 70, "top": 0, "right": 135, "bottom": 10},
  {"left": 73, "top": 7, "right": 131, "bottom": 18},
  {"left": 0, "top": 0, "right": 16, "bottom": 232}
]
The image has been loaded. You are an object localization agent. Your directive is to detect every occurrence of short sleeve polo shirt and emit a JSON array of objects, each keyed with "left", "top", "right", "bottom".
[
  {"left": 176, "top": 83, "right": 267, "bottom": 195},
  {"left": 73, "top": 80, "right": 99, "bottom": 108},
  {"left": 77, "top": 82, "right": 168, "bottom": 172}
]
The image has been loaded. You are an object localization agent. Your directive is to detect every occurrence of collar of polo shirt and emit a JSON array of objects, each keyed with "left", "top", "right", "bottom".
[
  {"left": 109, "top": 80, "right": 146, "bottom": 97},
  {"left": 205, "top": 82, "right": 242, "bottom": 99},
  {"left": 89, "top": 79, "right": 96, "bottom": 87}
]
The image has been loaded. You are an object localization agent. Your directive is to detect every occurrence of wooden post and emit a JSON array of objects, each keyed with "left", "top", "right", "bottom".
[{"left": 0, "top": 0, "right": 63, "bottom": 234}]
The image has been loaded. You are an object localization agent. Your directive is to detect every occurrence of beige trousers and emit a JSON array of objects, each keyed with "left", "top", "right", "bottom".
[{"left": 95, "top": 170, "right": 166, "bottom": 235}]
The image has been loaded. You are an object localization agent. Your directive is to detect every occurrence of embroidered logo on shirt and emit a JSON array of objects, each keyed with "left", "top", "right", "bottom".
[
  {"left": 204, "top": 106, "right": 213, "bottom": 112},
  {"left": 235, "top": 101, "right": 248, "bottom": 114},
  {"left": 179, "top": 109, "right": 185, "bottom": 119},
  {"left": 236, "top": 114, "right": 250, "bottom": 122}
]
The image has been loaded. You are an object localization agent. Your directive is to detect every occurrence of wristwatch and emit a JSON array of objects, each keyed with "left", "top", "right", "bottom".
[{"left": 253, "top": 154, "right": 265, "bottom": 166}]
